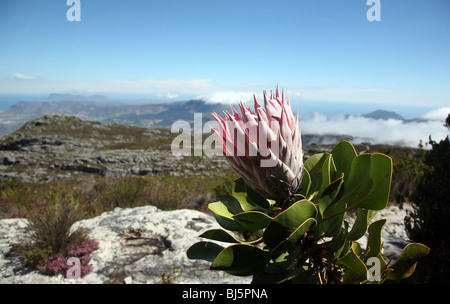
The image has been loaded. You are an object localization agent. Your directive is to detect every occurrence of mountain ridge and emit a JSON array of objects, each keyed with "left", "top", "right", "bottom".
[
  {"left": 0, "top": 99, "right": 230, "bottom": 138},
  {"left": 0, "top": 96, "right": 425, "bottom": 142},
  {"left": 362, "top": 109, "right": 405, "bottom": 121}
]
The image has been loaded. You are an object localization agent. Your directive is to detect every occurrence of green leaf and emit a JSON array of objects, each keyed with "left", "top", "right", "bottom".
[
  {"left": 359, "top": 153, "right": 393, "bottom": 210},
  {"left": 210, "top": 244, "right": 271, "bottom": 276},
  {"left": 315, "top": 200, "right": 346, "bottom": 238},
  {"left": 297, "top": 167, "right": 311, "bottom": 197},
  {"left": 337, "top": 153, "right": 392, "bottom": 211},
  {"left": 246, "top": 185, "right": 271, "bottom": 210},
  {"left": 263, "top": 199, "right": 317, "bottom": 249},
  {"left": 199, "top": 229, "right": 240, "bottom": 243},
  {"left": 270, "top": 217, "right": 317, "bottom": 258},
  {"left": 387, "top": 243, "right": 430, "bottom": 280},
  {"left": 208, "top": 201, "right": 243, "bottom": 231},
  {"left": 365, "top": 219, "right": 386, "bottom": 260},
  {"left": 232, "top": 177, "right": 247, "bottom": 195},
  {"left": 351, "top": 241, "right": 362, "bottom": 257},
  {"left": 331, "top": 140, "right": 357, "bottom": 181},
  {"left": 232, "top": 211, "right": 273, "bottom": 231},
  {"left": 230, "top": 178, "right": 256, "bottom": 211},
  {"left": 304, "top": 153, "right": 332, "bottom": 201},
  {"left": 337, "top": 247, "right": 368, "bottom": 283},
  {"left": 347, "top": 209, "right": 369, "bottom": 241},
  {"left": 318, "top": 173, "right": 344, "bottom": 216},
  {"left": 339, "top": 154, "right": 373, "bottom": 207},
  {"left": 281, "top": 193, "right": 306, "bottom": 210},
  {"left": 288, "top": 218, "right": 317, "bottom": 245},
  {"left": 325, "top": 221, "right": 348, "bottom": 260},
  {"left": 187, "top": 241, "right": 224, "bottom": 262},
  {"left": 217, "top": 195, "right": 244, "bottom": 214},
  {"left": 232, "top": 177, "right": 269, "bottom": 211}
]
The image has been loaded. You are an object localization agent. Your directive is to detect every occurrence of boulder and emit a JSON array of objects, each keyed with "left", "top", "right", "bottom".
[{"left": 0, "top": 206, "right": 251, "bottom": 284}]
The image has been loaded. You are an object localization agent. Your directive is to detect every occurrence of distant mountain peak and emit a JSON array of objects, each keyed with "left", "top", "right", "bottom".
[
  {"left": 46, "top": 93, "right": 109, "bottom": 102},
  {"left": 363, "top": 110, "right": 405, "bottom": 121}
]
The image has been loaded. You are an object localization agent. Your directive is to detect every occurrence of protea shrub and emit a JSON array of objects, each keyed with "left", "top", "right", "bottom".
[
  {"left": 211, "top": 87, "right": 303, "bottom": 202},
  {"left": 188, "top": 86, "right": 430, "bottom": 284}
]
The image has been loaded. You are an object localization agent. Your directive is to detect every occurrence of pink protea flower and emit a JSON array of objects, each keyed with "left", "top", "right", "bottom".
[{"left": 211, "top": 86, "right": 303, "bottom": 202}]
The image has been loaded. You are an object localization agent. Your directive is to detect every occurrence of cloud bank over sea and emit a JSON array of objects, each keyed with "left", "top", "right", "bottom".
[{"left": 299, "top": 107, "right": 450, "bottom": 148}]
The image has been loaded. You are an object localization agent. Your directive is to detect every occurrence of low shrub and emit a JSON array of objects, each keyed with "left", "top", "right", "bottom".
[
  {"left": 0, "top": 178, "right": 31, "bottom": 218},
  {"left": 404, "top": 114, "right": 450, "bottom": 283},
  {"left": 27, "top": 191, "right": 86, "bottom": 252},
  {"left": 35, "top": 238, "right": 99, "bottom": 277},
  {"left": 19, "top": 190, "right": 98, "bottom": 278}
]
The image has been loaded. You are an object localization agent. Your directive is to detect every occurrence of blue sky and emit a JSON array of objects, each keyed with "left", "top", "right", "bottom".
[{"left": 0, "top": 0, "right": 449, "bottom": 118}]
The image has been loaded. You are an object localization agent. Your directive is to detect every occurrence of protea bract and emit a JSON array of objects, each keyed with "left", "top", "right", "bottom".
[{"left": 211, "top": 86, "right": 303, "bottom": 202}]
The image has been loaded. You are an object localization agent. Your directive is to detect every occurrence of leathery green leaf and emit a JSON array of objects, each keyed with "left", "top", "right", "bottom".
[
  {"left": 365, "top": 219, "right": 386, "bottom": 260},
  {"left": 216, "top": 195, "right": 244, "bottom": 214},
  {"left": 210, "top": 244, "right": 271, "bottom": 276},
  {"left": 263, "top": 200, "right": 317, "bottom": 249},
  {"left": 304, "top": 153, "right": 332, "bottom": 201},
  {"left": 232, "top": 177, "right": 247, "bottom": 195},
  {"left": 187, "top": 241, "right": 224, "bottom": 263},
  {"left": 270, "top": 217, "right": 317, "bottom": 258},
  {"left": 387, "top": 243, "right": 430, "bottom": 280},
  {"left": 318, "top": 173, "right": 344, "bottom": 216},
  {"left": 281, "top": 193, "right": 306, "bottom": 210},
  {"left": 359, "top": 153, "right": 393, "bottom": 210},
  {"left": 297, "top": 167, "right": 311, "bottom": 197},
  {"left": 199, "top": 229, "right": 240, "bottom": 243},
  {"left": 347, "top": 209, "right": 369, "bottom": 241},
  {"left": 232, "top": 177, "right": 270, "bottom": 210},
  {"left": 232, "top": 211, "right": 272, "bottom": 231},
  {"left": 208, "top": 201, "right": 243, "bottom": 231},
  {"left": 339, "top": 154, "right": 373, "bottom": 207},
  {"left": 315, "top": 200, "right": 346, "bottom": 238},
  {"left": 337, "top": 247, "right": 368, "bottom": 283},
  {"left": 331, "top": 140, "right": 357, "bottom": 181},
  {"left": 246, "top": 185, "right": 271, "bottom": 210}
]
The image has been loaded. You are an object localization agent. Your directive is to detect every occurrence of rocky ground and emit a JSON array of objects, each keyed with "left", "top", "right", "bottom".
[
  {"left": 0, "top": 114, "right": 362, "bottom": 183},
  {"left": 0, "top": 203, "right": 413, "bottom": 284},
  {"left": 0, "top": 114, "right": 231, "bottom": 182},
  {"left": 0, "top": 205, "right": 252, "bottom": 284}
]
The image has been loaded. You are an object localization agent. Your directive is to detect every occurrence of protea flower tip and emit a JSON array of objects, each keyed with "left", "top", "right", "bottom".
[{"left": 211, "top": 86, "right": 303, "bottom": 202}]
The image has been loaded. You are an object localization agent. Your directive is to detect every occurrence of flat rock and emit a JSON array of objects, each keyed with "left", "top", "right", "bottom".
[{"left": 0, "top": 206, "right": 251, "bottom": 284}]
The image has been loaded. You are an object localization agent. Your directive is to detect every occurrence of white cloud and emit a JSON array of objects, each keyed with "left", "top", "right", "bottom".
[
  {"left": 11, "top": 73, "right": 39, "bottom": 80},
  {"left": 419, "top": 107, "right": 450, "bottom": 121},
  {"left": 198, "top": 91, "right": 256, "bottom": 104},
  {"left": 156, "top": 92, "right": 180, "bottom": 99},
  {"left": 300, "top": 108, "right": 450, "bottom": 148}
]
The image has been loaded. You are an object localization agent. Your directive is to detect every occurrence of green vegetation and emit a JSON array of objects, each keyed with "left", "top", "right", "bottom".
[
  {"left": 11, "top": 189, "right": 98, "bottom": 277},
  {"left": 2, "top": 171, "right": 238, "bottom": 277},
  {"left": 404, "top": 114, "right": 450, "bottom": 283},
  {"left": 188, "top": 141, "right": 429, "bottom": 284},
  {"left": 0, "top": 172, "right": 239, "bottom": 221}
]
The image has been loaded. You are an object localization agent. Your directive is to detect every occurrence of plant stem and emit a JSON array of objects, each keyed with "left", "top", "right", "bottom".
[
  {"left": 317, "top": 271, "right": 323, "bottom": 284},
  {"left": 316, "top": 202, "right": 360, "bottom": 224}
]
